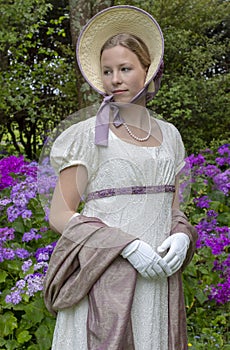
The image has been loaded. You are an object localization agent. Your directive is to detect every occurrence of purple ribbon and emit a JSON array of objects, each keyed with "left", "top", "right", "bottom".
[
  {"left": 94, "top": 60, "right": 164, "bottom": 146},
  {"left": 87, "top": 184, "right": 175, "bottom": 201}
]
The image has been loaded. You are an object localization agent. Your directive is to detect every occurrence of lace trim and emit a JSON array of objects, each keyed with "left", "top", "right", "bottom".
[{"left": 86, "top": 185, "right": 175, "bottom": 201}]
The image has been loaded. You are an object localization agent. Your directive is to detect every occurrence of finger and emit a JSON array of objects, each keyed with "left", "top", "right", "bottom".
[
  {"left": 158, "top": 259, "right": 173, "bottom": 276},
  {"left": 145, "top": 266, "right": 158, "bottom": 278},
  {"left": 170, "top": 260, "right": 183, "bottom": 274},
  {"left": 157, "top": 237, "right": 172, "bottom": 253},
  {"left": 140, "top": 271, "right": 152, "bottom": 279},
  {"left": 150, "top": 263, "right": 168, "bottom": 277},
  {"left": 163, "top": 250, "right": 176, "bottom": 264},
  {"left": 166, "top": 255, "right": 180, "bottom": 269}
]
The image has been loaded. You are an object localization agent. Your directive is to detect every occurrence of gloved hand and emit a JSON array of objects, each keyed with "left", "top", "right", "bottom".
[
  {"left": 157, "top": 232, "right": 190, "bottom": 275},
  {"left": 121, "top": 240, "right": 172, "bottom": 278},
  {"left": 67, "top": 212, "right": 80, "bottom": 224}
]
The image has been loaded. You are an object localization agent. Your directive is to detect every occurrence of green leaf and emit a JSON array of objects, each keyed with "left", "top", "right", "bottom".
[
  {"left": 27, "top": 345, "right": 40, "bottom": 350},
  {"left": 35, "top": 324, "right": 52, "bottom": 350},
  {"left": 2, "top": 339, "right": 19, "bottom": 350},
  {"left": 218, "top": 212, "right": 230, "bottom": 226},
  {"left": 5, "top": 260, "right": 21, "bottom": 273},
  {"left": 195, "top": 289, "right": 208, "bottom": 305},
  {"left": 17, "top": 330, "right": 32, "bottom": 344},
  {"left": 0, "top": 338, "right": 6, "bottom": 346},
  {"left": 0, "top": 270, "right": 8, "bottom": 283},
  {"left": 0, "top": 312, "right": 18, "bottom": 336},
  {"left": 12, "top": 219, "right": 25, "bottom": 233},
  {"left": 22, "top": 298, "right": 45, "bottom": 324}
]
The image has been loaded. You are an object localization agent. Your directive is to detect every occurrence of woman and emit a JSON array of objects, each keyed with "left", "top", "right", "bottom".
[{"left": 44, "top": 6, "right": 197, "bottom": 350}]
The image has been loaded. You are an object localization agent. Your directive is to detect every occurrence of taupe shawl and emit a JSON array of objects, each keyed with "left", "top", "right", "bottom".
[
  {"left": 44, "top": 215, "right": 137, "bottom": 349},
  {"left": 44, "top": 210, "right": 197, "bottom": 350},
  {"left": 168, "top": 209, "right": 198, "bottom": 350}
]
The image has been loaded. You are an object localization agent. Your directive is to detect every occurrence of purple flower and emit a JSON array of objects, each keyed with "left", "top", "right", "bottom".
[
  {"left": 206, "top": 210, "right": 218, "bottom": 218},
  {"left": 7, "top": 206, "right": 22, "bottom": 222},
  {"left": 11, "top": 191, "right": 28, "bottom": 207},
  {"left": 202, "top": 164, "right": 221, "bottom": 178},
  {"left": 216, "top": 157, "right": 229, "bottom": 167},
  {"left": 205, "top": 233, "right": 230, "bottom": 255},
  {"left": 36, "top": 252, "right": 50, "bottom": 262},
  {"left": 209, "top": 276, "right": 230, "bottom": 304},
  {"left": 213, "top": 255, "right": 230, "bottom": 273},
  {"left": 21, "top": 209, "right": 33, "bottom": 219},
  {"left": 0, "top": 155, "right": 37, "bottom": 189},
  {"left": 35, "top": 243, "right": 56, "bottom": 262},
  {"left": 0, "top": 227, "right": 15, "bottom": 243},
  {"left": 194, "top": 195, "right": 211, "bottom": 209},
  {"left": 22, "top": 229, "right": 42, "bottom": 242},
  {"left": 216, "top": 226, "right": 230, "bottom": 235},
  {"left": 187, "top": 153, "right": 205, "bottom": 167},
  {"left": 34, "top": 261, "right": 49, "bottom": 272},
  {"left": 3, "top": 248, "right": 15, "bottom": 260},
  {"left": 16, "top": 279, "right": 26, "bottom": 289},
  {"left": 25, "top": 273, "right": 44, "bottom": 296},
  {"left": 10, "top": 178, "right": 37, "bottom": 207},
  {"left": 215, "top": 144, "right": 230, "bottom": 167},
  {"left": 0, "top": 198, "right": 11, "bottom": 206},
  {"left": 196, "top": 217, "right": 218, "bottom": 248},
  {"left": 5, "top": 290, "right": 22, "bottom": 305},
  {"left": 37, "top": 165, "right": 57, "bottom": 195},
  {"left": 213, "top": 169, "right": 230, "bottom": 195},
  {"left": 0, "top": 155, "right": 25, "bottom": 190},
  {"left": 15, "top": 248, "right": 30, "bottom": 259},
  {"left": 217, "top": 144, "right": 230, "bottom": 156},
  {"left": 22, "top": 259, "right": 33, "bottom": 273}
]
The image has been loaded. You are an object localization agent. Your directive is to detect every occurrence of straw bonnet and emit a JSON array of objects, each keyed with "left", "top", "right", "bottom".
[{"left": 76, "top": 5, "right": 164, "bottom": 95}]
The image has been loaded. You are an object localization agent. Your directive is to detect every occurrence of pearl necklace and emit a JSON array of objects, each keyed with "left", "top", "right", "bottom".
[{"left": 123, "top": 113, "right": 152, "bottom": 142}]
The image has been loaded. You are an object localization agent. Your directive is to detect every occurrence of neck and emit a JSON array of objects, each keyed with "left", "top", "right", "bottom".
[
  {"left": 109, "top": 103, "right": 149, "bottom": 134},
  {"left": 112, "top": 92, "right": 147, "bottom": 122}
]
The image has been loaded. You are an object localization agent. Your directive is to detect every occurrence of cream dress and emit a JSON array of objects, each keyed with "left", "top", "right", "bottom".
[{"left": 50, "top": 116, "right": 185, "bottom": 350}]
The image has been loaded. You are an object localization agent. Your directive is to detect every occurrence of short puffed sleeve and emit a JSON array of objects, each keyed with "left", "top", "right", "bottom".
[{"left": 50, "top": 117, "right": 97, "bottom": 178}]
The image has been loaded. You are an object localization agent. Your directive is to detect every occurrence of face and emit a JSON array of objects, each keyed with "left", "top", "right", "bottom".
[{"left": 100, "top": 45, "right": 147, "bottom": 103}]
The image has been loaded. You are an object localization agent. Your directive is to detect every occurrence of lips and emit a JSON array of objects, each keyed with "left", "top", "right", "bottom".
[{"left": 112, "top": 89, "right": 128, "bottom": 94}]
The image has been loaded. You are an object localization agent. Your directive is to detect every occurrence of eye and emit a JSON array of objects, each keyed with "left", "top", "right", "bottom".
[
  {"left": 103, "top": 69, "right": 112, "bottom": 76},
  {"left": 121, "top": 67, "right": 131, "bottom": 72}
]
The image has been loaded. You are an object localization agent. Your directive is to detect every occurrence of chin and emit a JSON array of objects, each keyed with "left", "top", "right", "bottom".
[{"left": 114, "top": 97, "right": 132, "bottom": 103}]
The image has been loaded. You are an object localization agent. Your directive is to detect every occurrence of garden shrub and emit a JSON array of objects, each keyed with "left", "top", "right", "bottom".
[{"left": 184, "top": 144, "right": 230, "bottom": 349}]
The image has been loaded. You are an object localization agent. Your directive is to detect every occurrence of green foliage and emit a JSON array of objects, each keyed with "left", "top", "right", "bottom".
[
  {"left": 0, "top": 299, "right": 55, "bottom": 350},
  {"left": 0, "top": 0, "right": 77, "bottom": 159},
  {"left": 151, "top": 0, "right": 229, "bottom": 153}
]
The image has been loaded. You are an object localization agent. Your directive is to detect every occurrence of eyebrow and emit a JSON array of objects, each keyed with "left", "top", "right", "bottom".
[{"left": 101, "top": 62, "right": 133, "bottom": 68}]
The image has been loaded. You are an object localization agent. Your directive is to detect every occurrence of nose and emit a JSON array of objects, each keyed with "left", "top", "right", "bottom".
[{"left": 111, "top": 70, "right": 122, "bottom": 85}]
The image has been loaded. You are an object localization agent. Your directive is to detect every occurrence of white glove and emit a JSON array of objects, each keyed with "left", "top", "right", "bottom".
[
  {"left": 67, "top": 212, "right": 80, "bottom": 223},
  {"left": 121, "top": 240, "right": 172, "bottom": 278},
  {"left": 157, "top": 233, "right": 190, "bottom": 275}
]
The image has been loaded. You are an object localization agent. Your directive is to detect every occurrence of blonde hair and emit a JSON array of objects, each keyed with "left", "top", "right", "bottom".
[{"left": 100, "top": 33, "right": 151, "bottom": 71}]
